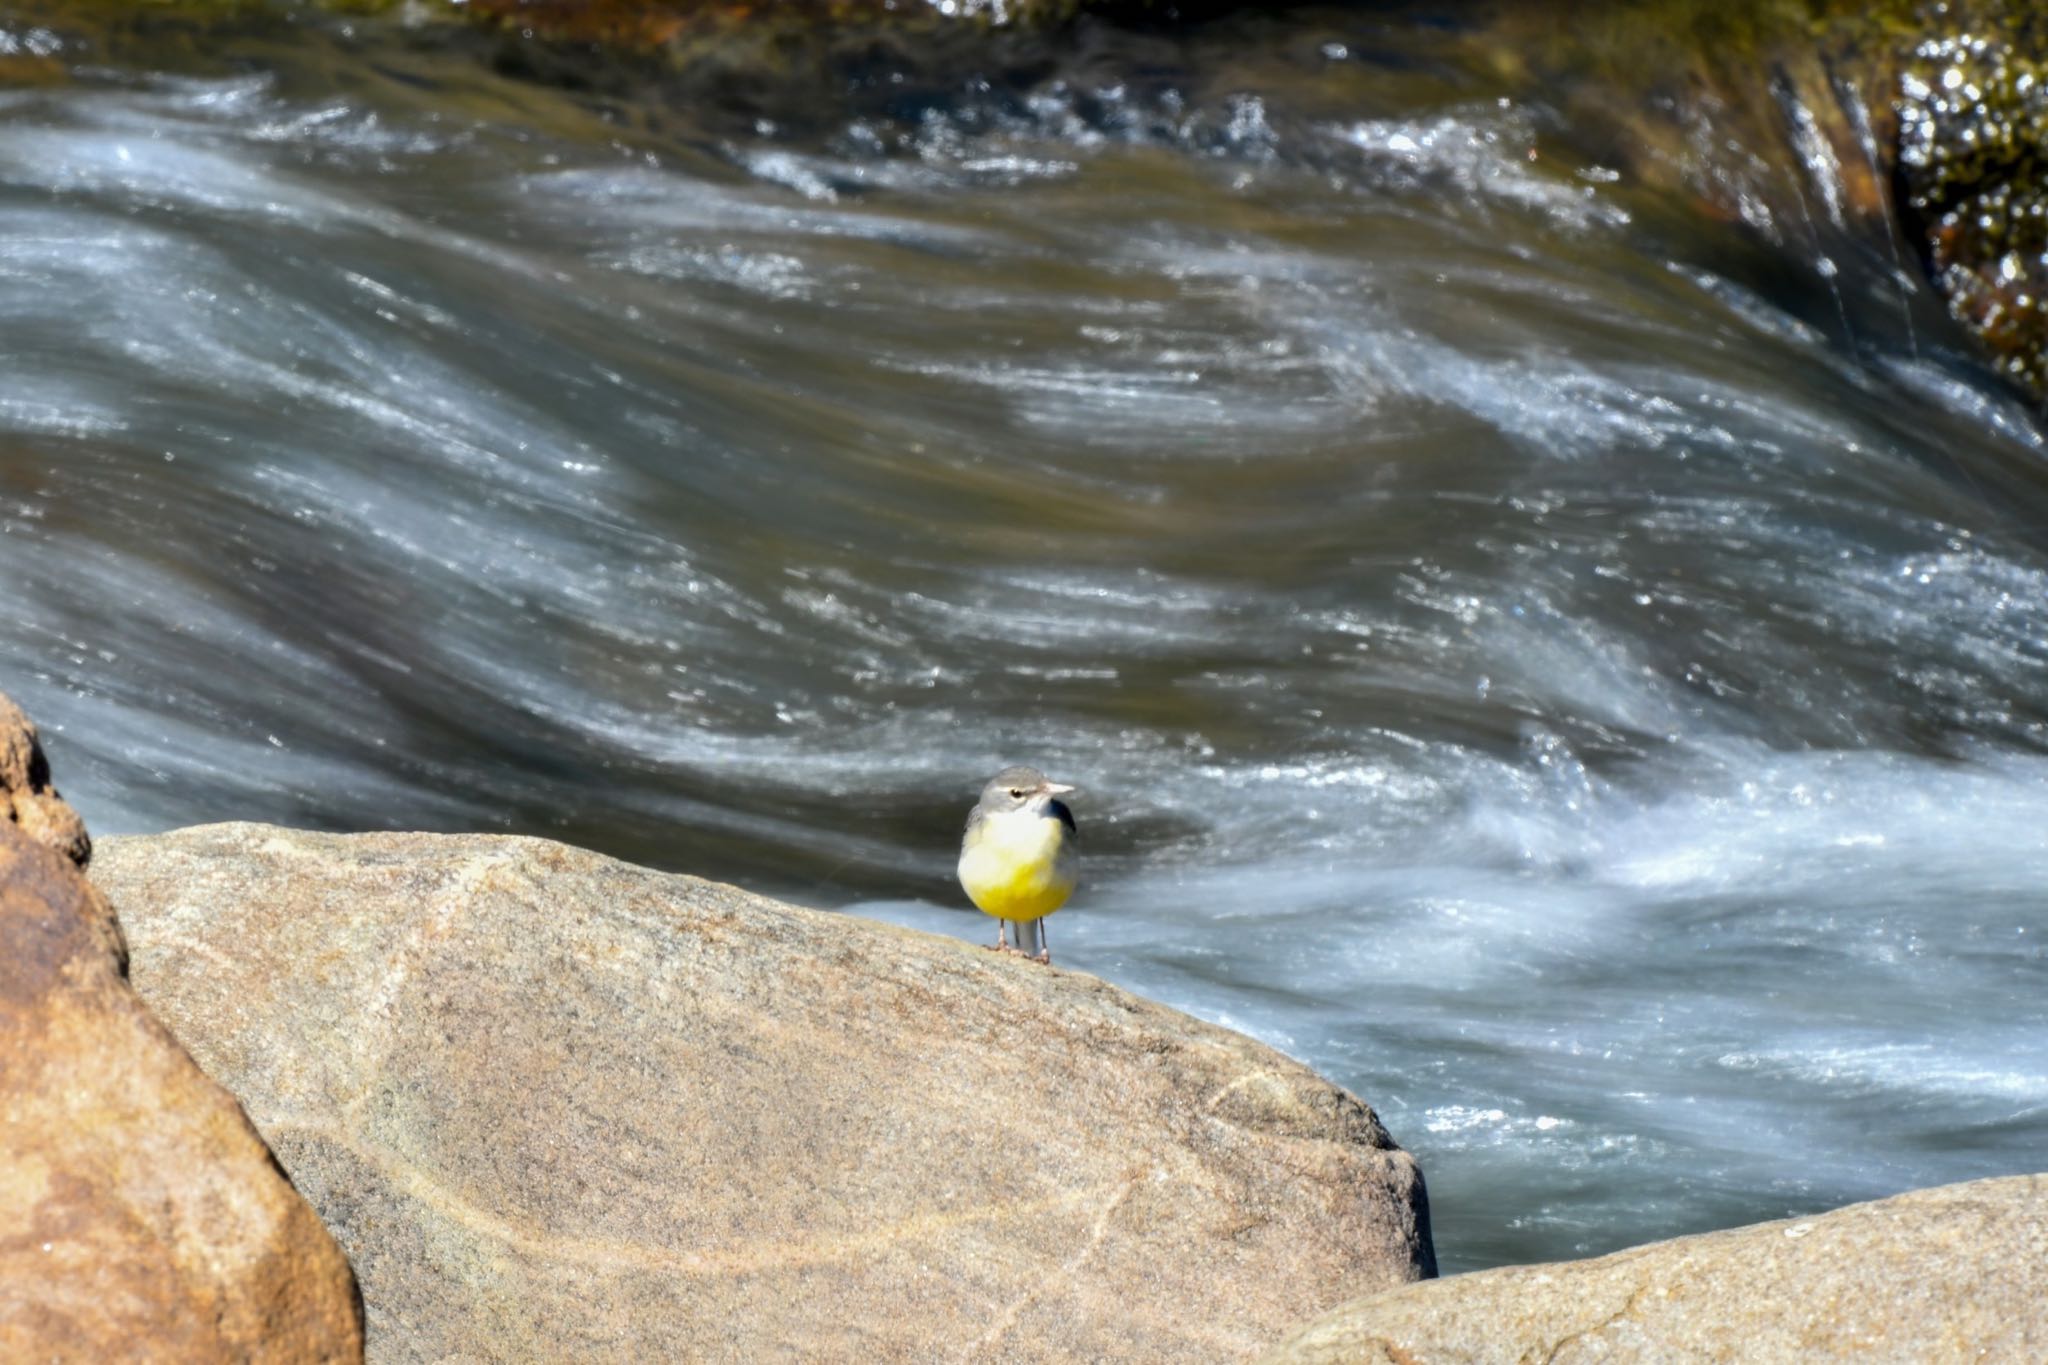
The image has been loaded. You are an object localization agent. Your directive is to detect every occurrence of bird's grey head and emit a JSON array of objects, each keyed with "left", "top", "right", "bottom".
[{"left": 975, "top": 765, "right": 1077, "bottom": 818}]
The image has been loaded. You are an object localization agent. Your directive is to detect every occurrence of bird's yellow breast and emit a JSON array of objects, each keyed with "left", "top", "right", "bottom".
[{"left": 958, "top": 806, "right": 1075, "bottom": 922}]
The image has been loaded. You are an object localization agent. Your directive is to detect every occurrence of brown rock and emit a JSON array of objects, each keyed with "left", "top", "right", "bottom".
[
  {"left": 93, "top": 824, "right": 1434, "bottom": 1363},
  {"left": 1261, "top": 1173, "right": 2048, "bottom": 1364},
  {"left": 0, "top": 689, "right": 90, "bottom": 869},
  {"left": 0, "top": 824, "right": 364, "bottom": 1362}
]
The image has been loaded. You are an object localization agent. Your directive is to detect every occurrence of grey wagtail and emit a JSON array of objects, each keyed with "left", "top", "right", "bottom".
[{"left": 957, "top": 766, "right": 1078, "bottom": 963}]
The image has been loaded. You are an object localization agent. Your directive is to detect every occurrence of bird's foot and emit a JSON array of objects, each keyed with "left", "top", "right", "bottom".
[{"left": 1032, "top": 950, "right": 1051, "bottom": 965}]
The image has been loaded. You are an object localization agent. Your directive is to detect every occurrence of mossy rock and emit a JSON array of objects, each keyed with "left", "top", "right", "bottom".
[
  {"left": 1444, "top": 0, "right": 2048, "bottom": 400},
  {"left": 1896, "top": 1, "right": 2048, "bottom": 397}
]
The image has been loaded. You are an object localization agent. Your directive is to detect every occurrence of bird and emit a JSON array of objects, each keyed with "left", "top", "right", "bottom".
[{"left": 957, "top": 766, "right": 1078, "bottom": 964}]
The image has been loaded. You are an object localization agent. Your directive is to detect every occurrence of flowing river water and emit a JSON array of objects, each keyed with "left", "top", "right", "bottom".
[{"left": 3, "top": 4, "right": 2045, "bottom": 1274}]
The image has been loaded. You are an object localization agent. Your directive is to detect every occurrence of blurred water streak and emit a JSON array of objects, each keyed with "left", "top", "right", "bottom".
[{"left": 3, "top": 6, "right": 2045, "bottom": 1272}]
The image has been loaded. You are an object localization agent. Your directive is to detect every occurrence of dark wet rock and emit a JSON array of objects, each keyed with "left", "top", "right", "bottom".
[
  {"left": 1419, "top": 0, "right": 2048, "bottom": 399},
  {"left": 453, "top": 0, "right": 1094, "bottom": 50},
  {"left": 1896, "top": 4, "right": 2048, "bottom": 398},
  {"left": 95, "top": 823, "right": 1433, "bottom": 1363}
]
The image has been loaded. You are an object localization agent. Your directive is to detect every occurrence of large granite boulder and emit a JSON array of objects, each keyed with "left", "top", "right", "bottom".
[
  {"left": 0, "top": 697, "right": 362, "bottom": 1362},
  {"left": 93, "top": 824, "right": 1434, "bottom": 1363},
  {"left": 1261, "top": 1173, "right": 2047, "bottom": 1364}
]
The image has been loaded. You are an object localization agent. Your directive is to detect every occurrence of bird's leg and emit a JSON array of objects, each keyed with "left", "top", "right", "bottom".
[
  {"left": 1007, "top": 917, "right": 1047, "bottom": 964},
  {"left": 987, "top": 920, "right": 1010, "bottom": 953},
  {"left": 1034, "top": 918, "right": 1051, "bottom": 966}
]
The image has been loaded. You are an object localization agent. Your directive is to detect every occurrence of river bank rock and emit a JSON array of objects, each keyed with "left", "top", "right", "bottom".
[
  {"left": 0, "top": 698, "right": 362, "bottom": 1362},
  {"left": 93, "top": 823, "right": 1433, "bottom": 1363},
  {"left": 1260, "top": 1173, "right": 2047, "bottom": 1364},
  {"left": 1, "top": 690, "right": 91, "bottom": 871},
  {"left": 1896, "top": 1, "right": 2048, "bottom": 399}
]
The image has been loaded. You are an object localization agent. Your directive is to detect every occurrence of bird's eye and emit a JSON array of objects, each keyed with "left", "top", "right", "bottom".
[{"left": 1008, "top": 789, "right": 1024, "bottom": 799}]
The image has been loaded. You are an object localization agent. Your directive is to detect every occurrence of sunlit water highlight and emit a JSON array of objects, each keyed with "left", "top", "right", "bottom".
[{"left": 3, "top": 7, "right": 2045, "bottom": 1273}]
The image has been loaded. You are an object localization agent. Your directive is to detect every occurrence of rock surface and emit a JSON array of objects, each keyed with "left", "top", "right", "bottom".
[
  {"left": 1261, "top": 1173, "right": 2047, "bottom": 1364},
  {"left": 0, "top": 690, "right": 90, "bottom": 870},
  {"left": 0, "top": 715, "right": 363, "bottom": 1364},
  {"left": 1897, "top": 0, "right": 2048, "bottom": 399},
  {"left": 94, "top": 823, "right": 1433, "bottom": 1363}
]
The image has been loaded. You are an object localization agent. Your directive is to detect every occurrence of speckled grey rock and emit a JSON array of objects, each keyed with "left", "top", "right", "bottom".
[
  {"left": 1260, "top": 1174, "right": 2046, "bottom": 1364},
  {"left": 94, "top": 824, "right": 1432, "bottom": 1363}
]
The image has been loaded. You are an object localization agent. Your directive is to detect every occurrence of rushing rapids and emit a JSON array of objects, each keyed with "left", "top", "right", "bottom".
[{"left": 2, "top": 2, "right": 2045, "bottom": 1272}]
